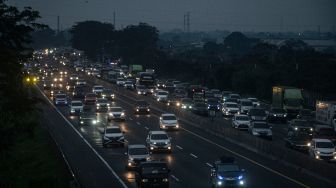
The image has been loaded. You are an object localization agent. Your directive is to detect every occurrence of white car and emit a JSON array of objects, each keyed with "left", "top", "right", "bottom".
[
  {"left": 69, "top": 100, "right": 83, "bottom": 115},
  {"left": 239, "top": 99, "right": 254, "bottom": 114},
  {"left": 116, "top": 78, "right": 125, "bottom": 86},
  {"left": 248, "top": 121, "right": 272, "bottom": 140},
  {"left": 160, "top": 113, "right": 179, "bottom": 130},
  {"left": 232, "top": 114, "right": 250, "bottom": 130},
  {"left": 222, "top": 102, "right": 239, "bottom": 116},
  {"left": 96, "top": 98, "right": 110, "bottom": 112},
  {"left": 248, "top": 97, "right": 261, "bottom": 107},
  {"left": 92, "top": 85, "right": 104, "bottom": 95},
  {"left": 309, "top": 138, "right": 336, "bottom": 161},
  {"left": 146, "top": 131, "right": 172, "bottom": 152},
  {"left": 53, "top": 93, "right": 68, "bottom": 105},
  {"left": 126, "top": 144, "right": 150, "bottom": 169},
  {"left": 156, "top": 90, "right": 169, "bottom": 102},
  {"left": 108, "top": 107, "right": 126, "bottom": 121},
  {"left": 102, "top": 126, "right": 125, "bottom": 147}
]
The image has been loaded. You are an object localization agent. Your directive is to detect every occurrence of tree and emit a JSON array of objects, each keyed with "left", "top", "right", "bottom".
[{"left": 223, "top": 32, "right": 259, "bottom": 56}]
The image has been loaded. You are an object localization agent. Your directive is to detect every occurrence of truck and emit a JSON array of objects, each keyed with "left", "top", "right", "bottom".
[
  {"left": 316, "top": 101, "right": 336, "bottom": 131},
  {"left": 137, "top": 72, "right": 156, "bottom": 93},
  {"left": 272, "top": 86, "right": 304, "bottom": 118},
  {"left": 129, "top": 64, "right": 143, "bottom": 77}
]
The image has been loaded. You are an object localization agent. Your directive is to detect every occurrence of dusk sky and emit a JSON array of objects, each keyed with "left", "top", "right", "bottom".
[{"left": 9, "top": 0, "right": 336, "bottom": 32}]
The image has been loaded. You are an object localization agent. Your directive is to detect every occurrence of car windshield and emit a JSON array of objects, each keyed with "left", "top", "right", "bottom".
[
  {"left": 141, "top": 163, "right": 169, "bottom": 175},
  {"left": 106, "top": 128, "right": 121, "bottom": 134},
  {"left": 249, "top": 98, "right": 258, "bottom": 102},
  {"left": 207, "top": 99, "right": 218, "bottom": 103},
  {"left": 94, "top": 86, "right": 103, "bottom": 90},
  {"left": 56, "top": 94, "right": 66, "bottom": 98},
  {"left": 97, "top": 99, "right": 108, "bottom": 103},
  {"left": 212, "top": 90, "right": 220, "bottom": 94},
  {"left": 129, "top": 148, "right": 148, "bottom": 155},
  {"left": 226, "top": 103, "right": 238, "bottom": 108},
  {"left": 87, "top": 94, "right": 96, "bottom": 97},
  {"left": 72, "top": 102, "right": 82, "bottom": 106},
  {"left": 137, "top": 85, "right": 146, "bottom": 89},
  {"left": 217, "top": 164, "right": 240, "bottom": 172},
  {"left": 151, "top": 134, "right": 169, "bottom": 140},
  {"left": 230, "top": 94, "right": 240, "bottom": 99},
  {"left": 158, "top": 92, "right": 168, "bottom": 95},
  {"left": 316, "top": 142, "right": 334, "bottom": 148},
  {"left": 182, "top": 98, "right": 192, "bottom": 103},
  {"left": 293, "top": 120, "right": 311, "bottom": 127},
  {"left": 162, "top": 115, "right": 176, "bottom": 120},
  {"left": 117, "top": 78, "right": 124, "bottom": 81},
  {"left": 272, "top": 108, "right": 285, "bottom": 113},
  {"left": 236, "top": 116, "right": 249, "bottom": 121},
  {"left": 250, "top": 109, "right": 266, "bottom": 116},
  {"left": 110, "top": 107, "right": 122, "bottom": 112},
  {"left": 241, "top": 101, "right": 253, "bottom": 106},
  {"left": 125, "top": 81, "right": 132, "bottom": 84},
  {"left": 137, "top": 101, "right": 148, "bottom": 105},
  {"left": 254, "top": 123, "right": 269, "bottom": 128},
  {"left": 103, "top": 89, "right": 112, "bottom": 94}
]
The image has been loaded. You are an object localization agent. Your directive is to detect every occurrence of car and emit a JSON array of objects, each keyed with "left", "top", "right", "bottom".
[
  {"left": 297, "top": 109, "right": 314, "bottom": 121},
  {"left": 232, "top": 114, "right": 250, "bottom": 130},
  {"left": 66, "top": 80, "right": 77, "bottom": 92},
  {"left": 108, "top": 107, "right": 126, "bottom": 121},
  {"left": 79, "top": 111, "right": 97, "bottom": 125},
  {"left": 76, "top": 79, "right": 86, "bottom": 86},
  {"left": 101, "top": 88, "right": 115, "bottom": 100},
  {"left": 53, "top": 93, "right": 68, "bottom": 105},
  {"left": 173, "top": 89, "right": 187, "bottom": 99},
  {"left": 92, "top": 85, "right": 104, "bottom": 95},
  {"left": 124, "top": 81, "right": 134, "bottom": 90},
  {"left": 207, "top": 98, "right": 221, "bottom": 111},
  {"left": 134, "top": 100, "right": 150, "bottom": 114},
  {"left": 69, "top": 100, "right": 83, "bottom": 115},
  {"left": 204, "top": 91, "right": 214, "bottom": 100},
  {"left": 248, "top": 121, "right": 272, "bottom": 140},
  {"left": 211, "top": 89, "right": 222, "bottom": 99},
  {"left": 84, "top": 93, "right": 97, "bottom": 105},
  {"left": 135, "top": 161, "right": 170, "bottom": 188},
  {"left": 285, "top": 132, "right": 311, "bottom": 151},
  {"left": 229, "top": 93, "right": 241, "bottom": 102},
  {"left": 268, "top": 107, "right": 287, "bottom": 123},
  {"left": 116, "top": 77, "right": 125, "bottom": 86},
  {"left": 96, "top": 98, "right": 110, "bottom": 112},
  {"left": 248, "top": 108, "right": 267, "bottom": 121},
  {"left": 288, "top": 119, "right": 314, "bottom": 137},
  {"left": 156, "top": 90, "right": 169, "bottom": 102},
  {"left": 247, "top": 97, "right": 260, "bottom": 107},
  {"left": 126, "top": 144, "right": 151, "bottom": 169},
  {"left": 69, "top": 74, "right": 79, "bottom": 80},
  {"left": 102, "top": 126, "right": 125, "bottom": 147},
  {"left": 146, "top": 131, "right": 172, "bottom": 152},
  {"left": 136, "top": 85, "right": 148, "bottom": 95},
  {"left": 222, "top": 102, "right": 239, "bottom": 117},
  {"left": 193, "top": 92, "right": 204, "bottom": 102},
  {"left": 180, "top": 98, "right": 193, "bottom": 110},
  {"left": 43, "top": 79, "right": 52, "bottom": 90},
  {"left": 309, "top": 138, "right": 336, "bottom": 161},
  {"left": 210, "top": 157, "right": 246, "bottom": 187},
  {"left": 160, "top": 113, "right": 179, "bottom": 130},
  {"left": 239, "top": 99, "right": 253, "bottom": 114},
  {"left": 221, "top": 91, "right": 232, "bottom": 102},
  {"left": 313, "top": 125, "right": 336, "bottom": 144},
  {"left": 191, "top": 102, "right": 208, "bottom": 116}
]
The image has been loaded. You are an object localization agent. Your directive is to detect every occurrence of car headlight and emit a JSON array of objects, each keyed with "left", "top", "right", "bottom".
[
  {"left": 284, "top": 114, "right": 287, "bottom": 117},
  {"left": 54, "top": 78, "right": 57, "bottom": 81},
  {"left": 92, "top": 120, "right": 97, "bottom": 124},
  {"left": 239, "top": 180, "right": 244, "bottom": 185},
  {"left": 109, "top": 113, "right": 113, "bottom": 116},
  {"left": 97, "top": 104, "right": 100, "bottom": 106},
  {"left": 162, "top": 178, "right": 169, "bottom": 182},
  {"left": 146, "top": 156, "right": 150, "bottom": 161},
  {"left": 142, "top": 179, "right": 148, "bottom": 182},
  {"left": 121, "top": 112, "right": 125, "bottom": 116},
  {"left": 238, "top": 175, "right": 243, "bottom": 180},
  {"left": 307, "top": 142, "right": 311, "bottom": 146},
  {"left": 217, "top": 181, "right": 222, "bottom": 186},
  {"left": 310, "top": 128, "right": 313, "bottom": 131},
  {"left": 273, "top": 114, "right": 277, "bottom": 117},
  {"left": 294, "top": 127, "right": 298, "bottom": 131},
  {"left": 107, "top": 104, "right": 110, "bottom": 106}
]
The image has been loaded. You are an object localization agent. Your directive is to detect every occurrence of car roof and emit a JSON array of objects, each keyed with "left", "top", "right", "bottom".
[
  {"left": 150, "top": 131, "right": 167, "bottom": 135},
  {"left": 235, "top": 114, "right": 248, "bottom": 117},
  {"left": 161, "top": 113, "right": 175, "bottom": 116},
  {"left": 225, "top": 102, "right": 238, "bottom": 105},
  {"left": 128, "top": 144, "right": 146, "bottom": 149},
  {"left": 93, "top": 85, "right": 103, "bottom": 87},
  {"left": 312, "top": 138, "right": 333, "bottom": 143},
  {"left": 71, "top": 100, "right": 82, "bottom": 103},
  {"left": 105, "top": 126, "right": 120, "bottom": 130}
]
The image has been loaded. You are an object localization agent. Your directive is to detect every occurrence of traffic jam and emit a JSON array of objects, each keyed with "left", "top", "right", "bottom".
[{"left": 28, "top": 48, "right": 336, "bottom": 188}]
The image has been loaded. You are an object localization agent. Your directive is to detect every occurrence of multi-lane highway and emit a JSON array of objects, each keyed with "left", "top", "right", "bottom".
[{"left": 36, "top": 65, "right": 336, "bottom": 188}]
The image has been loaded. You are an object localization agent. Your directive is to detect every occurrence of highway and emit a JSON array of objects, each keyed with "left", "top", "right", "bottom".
[{"left": 36, "top": 66, "right": 336, "bottom": 188}]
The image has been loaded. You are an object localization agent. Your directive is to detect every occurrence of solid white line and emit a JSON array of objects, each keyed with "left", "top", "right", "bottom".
[
  {"left": 206, "top": 163, "right": 213, "bottom": 168},
  {"left": 171, "top": 175, "right": 180, "bottom": 182},
  {"left": 190, "top": 153, "right": 198, "bottom": 159},
  {"left": 176, "top": 145, "right": 183, "bottom": 150},
  {"left": 37, "top": 87, "right": 128, "bottom": 188},
  {"left": 181, "top": 127, "right": 310, "bottom": 188},
  {"left": 136, "top": 122, "right": 141, "bottom": 125}
]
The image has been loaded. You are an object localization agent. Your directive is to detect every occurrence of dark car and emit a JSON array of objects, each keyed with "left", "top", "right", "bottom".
[
  {"left": 134, "top": 100, "right": 150, "bottom": 114},
  {"left": 78, "top": 112, "right": 97, "bottom": 125},
  {"left": 297, "top": 109, "right": 314, "bottom": 121},
  {"left": 313, "top": 125, "right": 336, "bottom": 145},
  {"left": 180, "top": 98, "right": 193, "bottom": 110},
  {"left": 101, "top": 88, "right": 115, "bottom": 101},
  {"left": 248, "top": 108, "right": 267, "bottom": 121},
  {"left": 288, "top": 119, "right": 314, "bottom": 137},
  {"left": 285, "top": 132, "right": 311, "bottom": 151},
  {"left": 268, "top": 107, "right": 287, "bottom": 123},
  {"left": 210, "top": 157, "right": 246, "bottom": 188},
  {"left": 207, "top": 98, "right": 221, "bottom": 111},
  {"left": 73, "top": 86, "right": 85, "bottom": 99},
  {"left": 191, "top": 102, "right": 208, "bottom": 116},
  {"left": 135, "top": 161, "right": 170, "bottom": 188}
]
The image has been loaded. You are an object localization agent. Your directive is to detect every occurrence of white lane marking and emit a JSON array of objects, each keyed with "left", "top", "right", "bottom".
[
  {"left": 181, "top": 127, "right": 310, "bottom": 188},
  {"left": 190, "top": 153, "right": 198, "bottom": 159},
  {"left": 176, "top": 145, "right": 183, "bottom": 150},
  {"left": 171, "top": 175, "right": 180, "bottom": 182},
  {"left": 129, "top": 117, "right": 133, "bottom": 121},
  {"left": 37, "top": 87, "right": 128, "bottom": 188},
  {"left": 144, "top": 126, "right": 149, "bottom": 130},
  {"left": 136, "top": 122, "right": 141, "bottom": 125},
  {"left": 206, "top": 163, "right": 213, "bottom": 168}
]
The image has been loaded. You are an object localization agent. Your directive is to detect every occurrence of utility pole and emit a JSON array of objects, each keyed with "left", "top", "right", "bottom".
[
  {"left": 57, "top": 15, "right": 60, "bottom": 34},
  {"left": 183, "top": 14, "right": 186, "bottom": 32},
  {"left": 187, "top": 12, "right": 190, "bottom": 32},
  {"left": 113, "top": 11, "right": 116, "bottom": 28}
]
